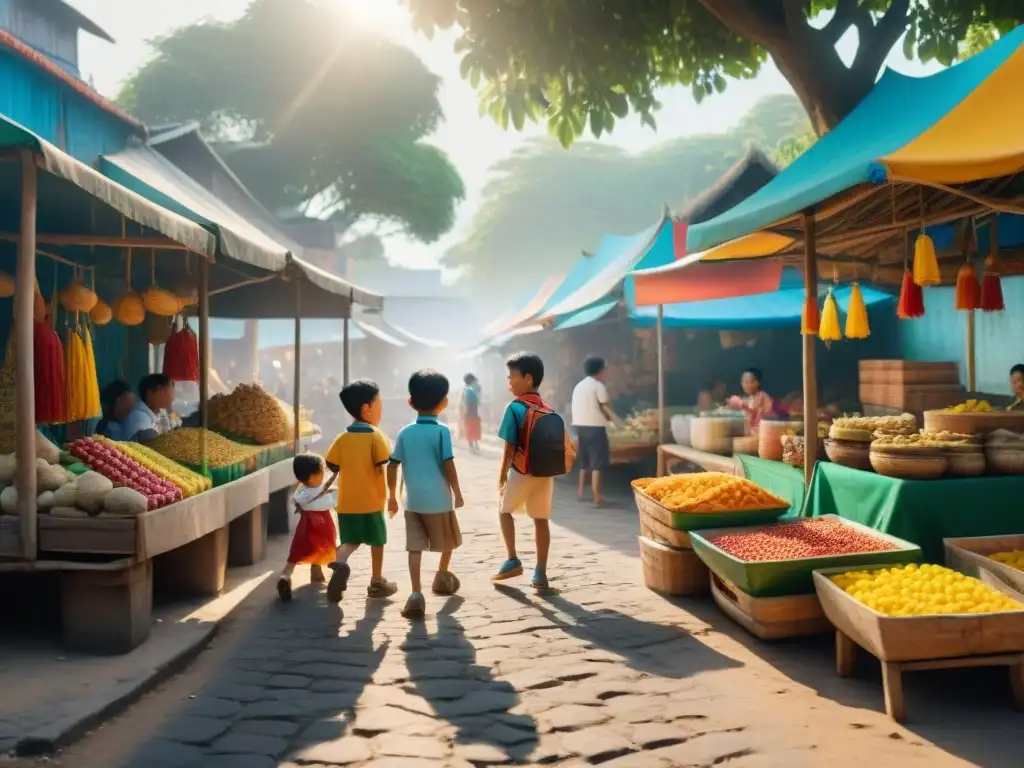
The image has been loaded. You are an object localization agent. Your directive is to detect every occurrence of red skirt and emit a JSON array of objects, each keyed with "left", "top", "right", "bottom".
[
  {"left": 287, "top": 510, "right": 337, "bottom": 565},
  {"left": 462, "top": 417, "right": 482, "bottom": 442}
]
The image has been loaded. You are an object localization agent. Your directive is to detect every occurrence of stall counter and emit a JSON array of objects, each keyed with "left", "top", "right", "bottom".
[{"left": 803, "top": 462, "right": 1024, "bottom": 562}]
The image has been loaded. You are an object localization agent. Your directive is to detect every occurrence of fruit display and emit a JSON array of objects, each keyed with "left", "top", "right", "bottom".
[
  {"left": 829, "top": 563, "right": 1022, "bottom": 615},
  {"left": 148, "top": 427, "right": 262, "bottom": 469},
  {"left": 632, "top": 472, "right": 788, "bottom": 513},
  {"left": 95, "top": 436, "right": 211, "bottom": 498},
  {"left": 68, "top": 438, "right": 183, "bottom": 510},
  {"left": 944, "top": 399, "right": 995, "bottom": 414},
  {"left": 709, "top": 518, "right": 896, "bottom": 563},
  {"left": 829, "top": 413, "right": 917, "bottom": 442},
  {"left": 989, "top": 551, "right": 1024, "bottom": 572}
]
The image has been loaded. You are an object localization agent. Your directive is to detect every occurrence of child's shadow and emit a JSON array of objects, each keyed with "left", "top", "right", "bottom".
[
  {"left": 404, "top": 597, "right": 539, "bottom": 762},
  {"left": 494, "top": 584, "right": 741, "bottom": 679}
]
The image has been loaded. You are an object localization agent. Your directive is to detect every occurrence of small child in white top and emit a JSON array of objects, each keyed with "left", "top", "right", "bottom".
[{"left": 277, "top": 454, "right": 340, "bottom": 602}]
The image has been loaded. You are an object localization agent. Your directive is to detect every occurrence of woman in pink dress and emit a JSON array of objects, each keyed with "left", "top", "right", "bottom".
[{"left": 728, "top": 368, "right": 787, "bottom": 434}]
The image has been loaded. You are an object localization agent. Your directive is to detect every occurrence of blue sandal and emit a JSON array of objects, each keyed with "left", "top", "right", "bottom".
[{"left": 492, "top": 558, "right": 523, "bottom": 582}]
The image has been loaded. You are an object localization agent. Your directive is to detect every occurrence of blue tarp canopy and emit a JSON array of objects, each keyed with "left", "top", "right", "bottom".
[
  {"left": 687, "top": 27, "right": 1024, "bottom": 252},
  {"left": 199, "top": 319, "right": 366, "bottom": 350},
  {"left": 554, "top": 300, "right": 618, "bottom": 330},
  {"left": 628, "top": 270, "right": 895, "bottom": 331}
]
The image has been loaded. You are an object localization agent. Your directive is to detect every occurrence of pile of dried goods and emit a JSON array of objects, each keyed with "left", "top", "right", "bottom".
[
  {"left": 829, "top": 413, "right": 917, "bottom": 442},
  {"left": 208, "top": 383, "right": 292, "bottom": 444},
  {"left": 943, "top": 399, "right": 995, "bottom": 414},
  {"left": 710, "top": 518, "right": 896, "bottom": 562},
  {"left": 148, "top": 428, "right": 262, "bottom": 468},
  {"left": 632, "top": 472, "right": 787, "bottom": 513}
]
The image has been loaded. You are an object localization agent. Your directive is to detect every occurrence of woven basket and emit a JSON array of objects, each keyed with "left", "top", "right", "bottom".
[
  {"left": 824, "top": 438, "right": 872, "bottom": 471},
  {"left": 945, "top": 449, "right": 986, "bottom": 477},
  {"left": 636, "top": 493, "right": 691, "bottom": 549},
  {"left": 986, "top": 447, "right": 1024, "bottom": 475},
  {"left": 639, "top": 536, "right": 709, "bottom": 596},
  {"left": 869, "top": 450, "right": 948, "bottom": 480}
]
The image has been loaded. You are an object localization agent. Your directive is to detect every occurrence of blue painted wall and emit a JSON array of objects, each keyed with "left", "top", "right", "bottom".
[{"left": 898, "top": 276, "right": 1024, "bottom": 393}]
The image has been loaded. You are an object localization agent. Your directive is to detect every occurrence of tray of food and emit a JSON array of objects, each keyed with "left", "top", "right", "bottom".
[{"left": 631, "top": 472, "right": 790, "bottom": 532}]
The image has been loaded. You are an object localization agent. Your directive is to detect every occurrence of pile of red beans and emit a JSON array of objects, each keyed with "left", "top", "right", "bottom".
[{"left": 711, "top": 518, "right": 896, "bottom": 562}]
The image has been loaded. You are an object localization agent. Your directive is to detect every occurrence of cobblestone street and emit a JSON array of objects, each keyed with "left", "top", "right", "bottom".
[{"left": 18, "top": 453, "right": 1021, "bottom": 768}]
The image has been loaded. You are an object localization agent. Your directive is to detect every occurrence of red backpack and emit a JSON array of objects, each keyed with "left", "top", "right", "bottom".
[{"left": 511, "top": 393, "right": 572, "bottom": 477}]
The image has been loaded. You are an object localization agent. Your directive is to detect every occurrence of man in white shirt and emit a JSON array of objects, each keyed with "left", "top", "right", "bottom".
[
  {"left": 120, "top": 374, "right": 175, "bottom": 443},
  {"left": 571, "top": 356, "right": 620, "bottom": 506}
]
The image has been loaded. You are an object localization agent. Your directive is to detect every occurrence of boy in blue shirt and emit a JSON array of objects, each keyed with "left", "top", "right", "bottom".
[{"left": 387, "top": 369, "right": 465, "bottom": 619}]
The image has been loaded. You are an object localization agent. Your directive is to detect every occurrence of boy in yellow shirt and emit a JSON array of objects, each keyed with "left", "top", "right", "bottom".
[{"left": 322, "top": 379, "right": 398, "bottom": 604}]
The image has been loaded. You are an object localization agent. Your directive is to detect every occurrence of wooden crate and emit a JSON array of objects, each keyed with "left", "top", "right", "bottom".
[
  {"left": 858, "top": 360, "right": 960, "bottom": 386},
  {"left": 710, "top": 573, "right": 830, "bottom": 640},
  {"left": 639, "top": 536, "right": 709, "bottom": 596},
  {"left": 859, "top": 383, "right": 965, "bottom": 411},
  {"left": 814, "top": 565, "right": 1024, "bottom": 721},
  {"left": 945, "top": 534, "right": 1024, "bottom": 594},
  {"left": 637, "top": 496, "right": 691, "bottom": 549}
]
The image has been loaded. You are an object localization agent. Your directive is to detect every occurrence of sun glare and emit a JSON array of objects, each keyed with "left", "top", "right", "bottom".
[{"left": 335, "top": 0, "right": 401, "bottom": 32}]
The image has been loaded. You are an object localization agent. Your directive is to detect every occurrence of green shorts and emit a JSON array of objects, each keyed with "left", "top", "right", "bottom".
[{"left": 337, "top": 511, "right": 387, "bottom": 547}]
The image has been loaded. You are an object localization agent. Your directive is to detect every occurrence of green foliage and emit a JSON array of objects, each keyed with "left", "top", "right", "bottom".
[
  {"left": 959, "top": 23, "right": 999, "bottom": 60},
  {"left": 448, "top": 94, "right": 807, "bottom": 295},
  {"left": 408, "top": 0, "right": 1024, "bottom": 142},
  {"left": 119, "top": 0, "right": 464, "bottom": 242},
  {"left": 772, "top": 129, "right": 817, "bottom": 168}
]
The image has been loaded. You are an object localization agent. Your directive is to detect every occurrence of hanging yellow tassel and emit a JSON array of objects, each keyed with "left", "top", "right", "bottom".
[
  {"left": 845, "top": 282, "right": 870, "bottom": 339},
  {"left": 913, "top": 232, "right": 940, "bottom": 286},
  {"left": 819, "top": 288, "right": 842, "bottom": 346}
]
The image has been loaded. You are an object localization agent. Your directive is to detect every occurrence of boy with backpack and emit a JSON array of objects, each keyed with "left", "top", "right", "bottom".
[{"left": 493, "top": 352, "right": 575, "bottom": 589}]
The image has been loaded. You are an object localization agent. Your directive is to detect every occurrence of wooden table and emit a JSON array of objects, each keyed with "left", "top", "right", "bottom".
[
  {"left": 609, "top": 442, "right": 658, "bottom": 466},
  {"left": 656, "top": 444, "right": 742, "bottom": 478}
]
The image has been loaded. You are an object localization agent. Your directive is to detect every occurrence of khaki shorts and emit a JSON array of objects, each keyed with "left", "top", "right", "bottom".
[
  {"left": 499, "top": 470, "right": 554, "bottom": 520},
  {"left": 405, "top": 510, "right": 462, "bottom": 553}
]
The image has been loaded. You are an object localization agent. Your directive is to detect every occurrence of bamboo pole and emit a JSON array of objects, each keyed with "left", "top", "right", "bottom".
[
  {"left": 293, "top": 280, "right": 301, "bottom": 456},
  {"left": 656, "top": 304, "right": 665, "bottom": 444},
  {"left": 15, "top": 151, "right": 38, "bottom": 560},
  {"left": 342, "top": 308, "right": 351, "bottom": 385},
  {"left": 198, "top": 258, "right": 210, "bottom": 474},
  {"left": 802, "top": 212, "right": 819, "bottom": 486},
  {"left": 965, "top": 310, "right": 976, "bottom": 392},
  {"left": 0, "top": 232, "right": 192, "bottom": 250}
]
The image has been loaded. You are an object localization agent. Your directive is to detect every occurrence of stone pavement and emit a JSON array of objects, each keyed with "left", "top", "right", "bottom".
[{"left": 21, "top": 453, "right": 1023, "bottom": 768}]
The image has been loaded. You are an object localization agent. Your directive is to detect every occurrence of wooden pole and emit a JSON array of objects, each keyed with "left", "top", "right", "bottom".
[
  {"left": 656, "top": 304, "right": 666, "bottom": 444},
  {"left": 802, "top": 212, "right": 819, "bottom": 485},
  {"left": 965, "top": 310, "right": 976, "bottom": 392},
  {"left": 293, "top": 280, "right": 301, "bottom": 456},
  {"left": 199, "top": 258, "right": 210, "bottom": 474},
  {"left": 342, "top": 308, "right": 351, "bottom": 385},
  {"left": 0, "top": 232, "right": 192, "bottom": 250},
  {"left": 15, "top": 151, "right": 37, "bottom": 560}
]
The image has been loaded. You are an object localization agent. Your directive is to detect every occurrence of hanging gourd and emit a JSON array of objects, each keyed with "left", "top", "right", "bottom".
[
  {"left": 981, "top": 216, "right": 1005, "bottom": 312},
  {"left": 818, "top": 288, "right": 842, "bottom": 346},
  {"left": 60, "top": 269, "right": 98, "bottom": 313},
  {"left": 845, "top": 283, "right": 870, "bottom": 339},
  {"left": 146, "top": 313, "right": 173, "bottom": 346},
  {"left": 113, "top": 248, "right": 146, "bottom": 326},
  {"left": 144, "top": 250, "right": 179, "bottom": 317},
  {"left": 0, "top": 272, "right": 13, "bottom": 299},
  {"left": 34, "top": 320, "right": 66, "bottom": 425},
  {"left": 90, "top": 298, "right": 112, "bottom": 326}
]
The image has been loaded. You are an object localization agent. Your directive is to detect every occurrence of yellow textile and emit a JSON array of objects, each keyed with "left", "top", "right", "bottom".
[
  {"left": 698, "top": 232, "right": 793, "bottom": 262},
  {"left": 883, "top": 48, "right": 1024, "bottom": 183},
  {"left": 324, "top": 424, "right": 391, "bottom": 514}
]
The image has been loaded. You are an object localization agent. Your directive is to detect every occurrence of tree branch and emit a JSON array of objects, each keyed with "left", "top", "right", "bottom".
[
  {"left": 697, "top": 0, "right": 788, "bottom": 46},
  {"left": 852, "top": 0, "right": 911, "bottom": 76},
  {"left": 821, "top": 0, "right": 863, "bottom": 45}
]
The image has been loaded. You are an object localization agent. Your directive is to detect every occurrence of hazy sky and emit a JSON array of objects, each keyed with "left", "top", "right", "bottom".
[{"left": 72, "top": 0, "right": 939, "bottom": 269}]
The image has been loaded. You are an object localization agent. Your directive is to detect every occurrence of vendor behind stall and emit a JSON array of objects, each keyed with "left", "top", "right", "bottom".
[
  {"left": 120, "top": 374, "right": 176, "bottom": 442},
  {"left": 1008, "top": 364, "right": 1024, "bottom": 411},
  {"left": 727, "top": 367, "right": 787, "bottom": 433},
  {"left": 97, "top": 380, "right": 136, "bottom": 440}
]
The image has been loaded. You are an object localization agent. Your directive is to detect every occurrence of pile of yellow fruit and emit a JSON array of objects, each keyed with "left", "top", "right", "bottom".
[
  {"left": 148, "top": 428, "right": 262, "bottom": 468},
  {"left": 96, "top": 436, "right": 211, "bottom": 497},
  {"left": 632, "top": 472, "right": 788, "bottom": 513},
  {"left": 830, "top": 563, "right": 1022, "bottom": 615},
  {"left": 989, "top": 550, "right": 1024, "bottom": 572},
  {"left": 944, "top": 399, "right": 995, "bottom": 414},
  {"left": 208, "top": 383, "right": 293, "bottom": 445}
]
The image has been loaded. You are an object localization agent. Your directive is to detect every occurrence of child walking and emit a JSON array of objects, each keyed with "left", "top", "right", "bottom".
[
  {"left": 277, "top": 453, "right": 338, "bottom": 602},
  {"left": 323, "top": 379, "right": 398, "bottom": 604},
  {"left": 387, "top": 370, "right": 465, "bottom": 619},
  {"left": 493, "top": 352, "right": 575, "bottom": 590}
]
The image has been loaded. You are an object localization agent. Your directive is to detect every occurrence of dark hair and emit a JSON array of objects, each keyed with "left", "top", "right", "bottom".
[
  {"left": 1011, "top": 364, "right": 1024, "bottom": 377},
  {"left": 100, "top": 380, "right": 131, "bottom": 418},
  {"left": 463, "top": 373, "right": 477, "bottom": 386},
  {"left": 340, "top": 379, "right": 380, "bottom": 420},
  {"left": 583, "top": 356, "right": 606, "bottom": 377},
  {"left": 409, "top": 369, "right": 449, "bottom": 412},
  {"left": 743, "top": 367, "right": 763, "bottom": 383},
  {"left": 139, "top": 373, "right": 172, "bottom": 400},
  {"left": 293, "top": 453, "right": 324, "bottom": 484},
  {"left": 506, "top": 351, "right": 544, "bottom": 388}
]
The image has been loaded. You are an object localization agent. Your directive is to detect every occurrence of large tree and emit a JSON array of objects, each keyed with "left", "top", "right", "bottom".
[
  {"left": 120, "top": 0, "right": 464, "bottom": 243},
  {"left": 407, "top": 0, "right": 1022, "bottom": 140},
  {"left": 448, "top": 94, "right": 807, "bottom": 293}
]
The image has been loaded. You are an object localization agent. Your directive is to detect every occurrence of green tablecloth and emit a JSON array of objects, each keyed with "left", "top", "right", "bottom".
[
  {"left": 804, "top": 462, "right": 1024, "bottom": 562},
  {"left": 738, "top": 455, "right": 807, "bottom": 518}
]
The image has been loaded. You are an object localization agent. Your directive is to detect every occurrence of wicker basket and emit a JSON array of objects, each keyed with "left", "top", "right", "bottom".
[
  {"left": 986, "top": 447, "right": 1024, "bottom": 475},
  {"left": 639, "top": 536, "right": 709, "bottom": 596},
  {"left": 869, "top": 449, "right": 948, "bottom": 480},
  {"left": 945, "top": 449, "right": 986, "bottom": 477},
  {"left": 824, "top": 438, "right": 872, "bottom": 471},
  {"left": 636, "top": 496, "right": 692, "bottom": 550}
]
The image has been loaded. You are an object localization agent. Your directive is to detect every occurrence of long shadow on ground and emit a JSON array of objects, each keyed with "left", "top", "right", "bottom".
[{"left": 403, "top": 596, "right": 539, "bottom": 763}]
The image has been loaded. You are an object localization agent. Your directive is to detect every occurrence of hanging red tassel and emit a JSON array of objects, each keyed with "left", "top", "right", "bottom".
[
  {"left": 954, "top": 262, "right": 980, "bottom": 311},
  {"left": 801, "top": 295, "right": 819, "bottom": 335},
  {"left": 897, "top": 269, "right": 924, "bottom": 319},
  {"left": 33, "top": 320, "right": 66, "bottom": 424},
  {"left": 163, "top": 321, "right": 200, "bottom": 382},
  {"left": 981, "top": 216, "right": 1005, "bottom": 312}
]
